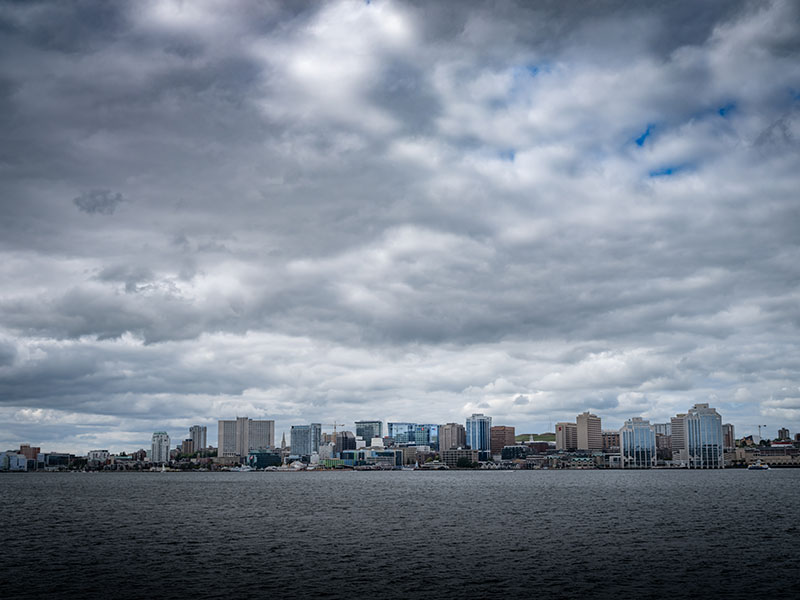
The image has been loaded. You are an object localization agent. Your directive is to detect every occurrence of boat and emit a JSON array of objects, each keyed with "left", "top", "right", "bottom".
[{"left": 747, "top": 460, "right": 770, "bottom": 470}]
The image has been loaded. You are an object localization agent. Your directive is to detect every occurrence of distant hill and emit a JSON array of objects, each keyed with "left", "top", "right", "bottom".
[{"left": 515, "top": 433, "right": 555, "bottom": 442}]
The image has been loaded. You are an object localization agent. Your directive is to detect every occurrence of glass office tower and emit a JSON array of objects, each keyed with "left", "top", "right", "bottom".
[
  {"left": 685, "top": 404, "right": 724, "bottom": 469},
  {"left": 355, "top": 420, "right": 383, "bottom": 443},
  {"left": 388, "top": 423, "right": 416, "bottom": 444},
  {"left": 619, "top": 417, "right": 656, "bottom": 468},
  {"left": 466, "top": 414, "right": 492, "bottom": 452}
]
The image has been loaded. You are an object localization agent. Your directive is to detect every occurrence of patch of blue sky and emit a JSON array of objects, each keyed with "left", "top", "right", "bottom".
[
  {"left": 498, "top": 149, "right": 516, "bottom": 162},
  {"left": 680, "top": 101, "right": 737, "bottom": 123},
  {"left": 503, "top": 63, "right": 552, "bottom": 108},
  {"left": 635, "top": 124, "right": 654, "bottom": 147},
  {"left": 718, "top": 103, "right": 735, "bottom": 117},
  {"left": 511, "top": 63, "right": 551, "bottom": 82},
  {"left": 648, "top": 163, "right": 692, "bottom": 178}
]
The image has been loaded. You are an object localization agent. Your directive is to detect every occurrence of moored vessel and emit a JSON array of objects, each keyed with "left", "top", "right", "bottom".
[{"left": 747, "top": 460, "right": 770, "bottom": 470}]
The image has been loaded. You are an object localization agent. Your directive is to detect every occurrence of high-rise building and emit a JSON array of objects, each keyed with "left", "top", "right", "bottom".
[
  {"left": 248, "top": 419, "right": 275, "bottom": 451},
  {"left": 576, "top": 412, "right": 602, "bottom": 451},
  {"left": 181, "top": 439, "right": 193, "bottom": 455},
  {"left": 151, "top": 431, "right": 171, "bottom": 464},
  {"left": 602, "top": 430, "right": 620, "bottom": 452},
  {"left": 439, "top": 423, "right": 466, "bottom": 451},
  {"left": 218, "top": 417, "right": 275, "bottom": 457},
  {"left": 778, "top": 427, "right": 790, "bottom": 441},
  {"left": 466, "top": 414, "right": 492, "bottom": 451},
  {"left": 234, "top": 416, "right": 250, "bottom": 456},
  {"left": 490, "top": 426, "right": 516, "bottom": 455},
  {"left": 189, "top": 425, "right": 207, "bottom": 453},
  {"left": 18, "top": 444, "right": 41, "bottom": 461},
  {"left": 723, "top": 423, "right": 735, "bottom": 450},
  {"left": 290, "top": 423, "right": 322, "bottom": 456},
  {"left": 670, "top": 414, "right": 687, "bottom": 451},
  {"left": 355, "top": 421, "right": 383, "bottom": 443},
  {"left": 414, "top": 424, "right": 439, "bottom": 449},
  {"left": 555, "top": 422, "right": 577, "bottom": 451},
  {"left": 619, "top": 418, "right": 656, "bottom": 468},
  {"left": 335, "top": 431, "right": 356, "bottom": 454},
  {"left": 653, "top": 423, "right": 671, "bottom": 437},
  {"left": 685, "top": 404, "right": 723, "bottom": 469},
  {"left": 388, "top": 423, "right": 416, "bottom": 443},
  {"left": 218, "top": 419, "right": 237, "bottom": 457}
]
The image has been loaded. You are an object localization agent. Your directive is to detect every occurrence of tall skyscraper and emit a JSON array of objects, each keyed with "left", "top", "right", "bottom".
[
  {"left": 466, "top": 414, "right": 492, "bottom": 452},
  {"left": 414, "top": 424, "right": 439, "bottom": 449},
  {"left": 218, "top": 419, "right": 237, "bottom": 457},
  {"left": 218, "top": 417, "right": 275, "bottom": 457},
  {"left": 576, "top": 412, "right": 602, "bottom": 451},
  {"left": 189, "top": 425, "right": 207, "bottom": 453},
  {"left": 490, "top": 426, "right": 516, "bottom": 455},
  {"left": 670, "top": 414, "right": 687, "bottom": 452},
  {"left": 439, "top": 423, "right": 466, "bottom": 451},
  {"left": 355, "top": 420, "right": 382, "bottom": 443},
  {"left": 685, "top": 403, "right": 723, "bottom": 469},
  {"left": 290, "top": 423, "right": 322, "bottom": 456},
  {"left": 388, "top": 423, "right": 416, "bottom": 443},
  {"left": 234, "top": 416, "right": 250, "bottom": 457},
  {"left": 335, "top": 430, "right": 356, "bottom": 454},
  {"left": 555, "top": 422, "right": 578, "bottom": 451},
  {"left": 653, "top": 423, "right": 671, "bottom": 437},
  {"left": 248, "top": 420, "right": 275, "bottom": 451},
  {"left": 151, "top": 431, "right": 171, "bottom": 464},
  {"left": 722, "top": 423, "right": 735, "bottom": 450},
  {"left": 619, "top": 418, "right": 656, "bottom": 468},
  {"left": 778, "top": 427, "right": 790, "bottom": 440}
]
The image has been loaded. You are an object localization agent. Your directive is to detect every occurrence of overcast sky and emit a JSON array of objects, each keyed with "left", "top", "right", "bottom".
[{"left": 1, "top": 0, "right": 799, "bottom": 453}]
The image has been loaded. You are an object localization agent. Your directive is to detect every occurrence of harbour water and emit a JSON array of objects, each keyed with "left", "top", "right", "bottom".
[{"left": 2, "top": 469, "right": 799, "bottom": 599}]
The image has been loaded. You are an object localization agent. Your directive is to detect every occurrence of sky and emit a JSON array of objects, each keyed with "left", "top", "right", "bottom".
[{"left": 1, "top": 0, "right": 799, "bottom": 454}]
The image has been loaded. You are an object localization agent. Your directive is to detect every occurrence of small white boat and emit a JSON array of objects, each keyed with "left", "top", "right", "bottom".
[
  {"left": 230, "top": 465, "right": 255, "bottom": 472},
  {"left": 747, "top": 460, "right": 770, "bottom": 470}
]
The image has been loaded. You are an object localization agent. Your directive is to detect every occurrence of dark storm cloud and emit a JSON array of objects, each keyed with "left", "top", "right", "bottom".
[
  {"left": 73, "top": 189, "right": 125, "bottom": 215},
  {"left": 1, "top": 0, "right": 800, "bottom": 451}
]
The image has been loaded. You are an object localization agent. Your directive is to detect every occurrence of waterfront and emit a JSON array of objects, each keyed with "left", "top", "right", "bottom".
[{"left": 2, "top": 470, "right": 799, "bottom": 599}]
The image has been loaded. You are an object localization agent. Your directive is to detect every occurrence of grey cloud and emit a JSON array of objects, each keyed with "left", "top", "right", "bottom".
[
  {"left": 1, "top": 0, "right": 799, "bottom": 451},
  {"left": 73, "top": 189, "right": 125, "bottom": 215},
  {"left": 0, "top": 337, "right": 16, "bottom": 367},
  {"left": 754, "top": 106, "right": 800, "bottom": 150}
]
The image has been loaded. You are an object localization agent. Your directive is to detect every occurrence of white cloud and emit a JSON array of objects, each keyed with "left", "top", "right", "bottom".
[{"left": 1, "top": 0, "right": 799, "bottom": 451}]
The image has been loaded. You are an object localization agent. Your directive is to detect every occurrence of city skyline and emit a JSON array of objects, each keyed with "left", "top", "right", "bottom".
[
  {"left": 2, "top": 1, "right": 800, "bottom": 454},
  {"left": 7, "top": 406, "right": 793, "bottom": 458}
]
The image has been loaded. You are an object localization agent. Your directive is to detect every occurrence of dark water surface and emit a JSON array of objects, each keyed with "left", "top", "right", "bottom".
[{"left": 2, "top": 470, "right": 799, "bottom": 599}]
